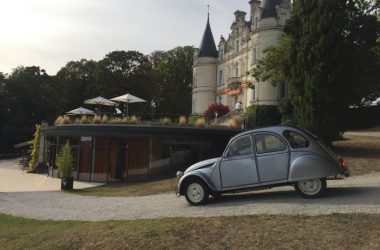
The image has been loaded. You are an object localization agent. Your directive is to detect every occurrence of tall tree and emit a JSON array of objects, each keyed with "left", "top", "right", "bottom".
[
  {"left": 150, "top": 46, "right": 194, "bottom": 115},
  {"left": 1, "top": 66, "right": 59, "bottom": 152},
  {"left": 93, "top": 51, "right": 155, "bottom": 115},
  {"left": 56, "top": 59, "right": 97, "bottom": 111},
  {"left": 254, "top": 0, "right": 380, "bottom": 142}
]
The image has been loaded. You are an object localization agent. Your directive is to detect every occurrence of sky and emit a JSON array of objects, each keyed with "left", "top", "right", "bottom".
[{"left": 0, "top": 0, "right": 251, "bottom": 75}]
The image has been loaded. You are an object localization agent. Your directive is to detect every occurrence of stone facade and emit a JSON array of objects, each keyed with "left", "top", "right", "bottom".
[{"left": 192, "top": 0, "right": 291, "bottom": 114}]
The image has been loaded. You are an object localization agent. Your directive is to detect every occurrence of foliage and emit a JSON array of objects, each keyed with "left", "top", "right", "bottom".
[
  {"left": 0, "top": 46, "right": 194, "bottom": 154},
  {"left": 228, "top": 116, "right": 242, "bottom": 129},
  {"left": 203, "top": 103, "right": 230, "bottom": 119},
  {"left": 160, "top": 117, "right": 172, "bottom": 125},
  {"left": 253, "top": 0, "right": 380, "bottom": 142},
  {"left": 93, "top": 116, "right": 102, "bottom": 124},
  {"left": 56, "top": 141, "right": 73, "bottom": 178},
  {"left": 28, "top": 124, "right": 41, "bottom": 171},
  {"left": 195, "top": 118, "right": 206, "bottom": 128},
  {"left": 150, "top": 46, "right": 194, "bottom": 115},
  {"left": 0, "top": 67, "right": 59, "bottom": 153},
  {"left": 245, "top": 105, "right": 281, "bottom": 129},
  {"left": 188, "top": 114, "right": 203, "bottom": 126},
  {"left": 178, "top": 116, "right": 187, "bottom": 126}
]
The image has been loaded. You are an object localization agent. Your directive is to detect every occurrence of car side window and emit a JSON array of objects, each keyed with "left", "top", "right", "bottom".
[
  {"left": 255, "top": 134, "right": 286, "bottom": 154},
  {"left": 225, "top": 135, "right": 253, "bottom": 158},
  {"left": 283, "top": 130, "right": 310, "bottom": 149}
]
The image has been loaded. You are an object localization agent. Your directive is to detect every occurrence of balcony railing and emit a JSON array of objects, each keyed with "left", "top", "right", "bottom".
[{"left": 227, "top": 77, "right": 242, "bottom": 89}]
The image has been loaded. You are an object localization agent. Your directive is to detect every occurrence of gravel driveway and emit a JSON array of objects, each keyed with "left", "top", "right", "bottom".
[{"left": 1, "top": 159, "right": 380, "bottom": 221}]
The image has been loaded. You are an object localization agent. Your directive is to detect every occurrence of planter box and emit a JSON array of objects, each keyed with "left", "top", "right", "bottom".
[{"left": 61, "top": 177, "right": 74, "bottom": 190}]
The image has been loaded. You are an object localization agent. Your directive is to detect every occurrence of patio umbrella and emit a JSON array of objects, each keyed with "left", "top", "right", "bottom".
[
  {"left": 110, "top": 93, "right": 146, "bottom": 116},
  {"left": 84, "top": 96, "right": 116, "bottom": 114},
  {"left": 66, "top": 107, "right": 96, "bottom": 116}
]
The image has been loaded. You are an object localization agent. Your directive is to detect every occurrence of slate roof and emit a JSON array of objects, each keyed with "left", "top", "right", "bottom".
[
  {"left": 198, "top": 16, "right": 218, "bottom": 58},
  {"left": 260, "top": 0, "right": 284, "bottom": 19}
]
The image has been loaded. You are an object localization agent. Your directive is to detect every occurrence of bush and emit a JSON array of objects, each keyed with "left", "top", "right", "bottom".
[
  {"left": 62, "top": 116, "right": 70, "bottom": 124},
  {"left": 54, "top": 116, "right": 63, "bottom": 125},
  {"left": 228, "top": 116, "right": 242, "bottom": 129},
  {"left": 93, "top": 115, "right": 102, "bottom": 124},
  {"left": 204, "top": 103, "right": 230, "bottom": 119},
  {"left": 160, "top": 117, "right": 172, "bottom": 125},
  {"left": 28, "top": 124, "right": 41, "bottom": 171},
  {"left": 129, "top": 115, "right": 138, "bottom": 124},
  {"left": 56, "top": 141, "right": 73, "bottom": 178},
  {"left": 245, "top": 105, "right": 281, "bottom": 129},
  {"left": 178, "top": 116, "right": 187, "bottom": 126},
  {"left": 79, "top": 116, "right": 91, "bottom": 124},
  {"left": 195, "top": 118, "right": 206, "bottom": 127},
  {"left": 101, "top": 115, "right": 108, "bottom": 124},
  {"left": 188, "top": 114, "right": 202, "bottom": 126}
]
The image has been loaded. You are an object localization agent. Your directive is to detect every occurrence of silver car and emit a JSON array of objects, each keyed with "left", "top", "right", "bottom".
[{"left": 176, "top": 126, "right": 350, "bottom": 205}]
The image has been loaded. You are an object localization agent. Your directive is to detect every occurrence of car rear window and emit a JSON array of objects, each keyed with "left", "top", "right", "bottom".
[{"left": 283, "top": 130, "right": 310, "bottom": 149}]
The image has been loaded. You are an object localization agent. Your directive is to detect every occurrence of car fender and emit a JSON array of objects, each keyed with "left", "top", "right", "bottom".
[
  {"left": 178, "top": 169, "right": 216, "bottom": 196},
  {"left": 289, "top": 154, "right": 340, "bottom": 182}
]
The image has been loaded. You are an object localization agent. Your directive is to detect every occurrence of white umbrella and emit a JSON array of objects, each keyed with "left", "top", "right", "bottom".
[
  {"left": 84, "top": 96, "right": 116, "bottom": 114},
  {"left": 66, "top": 107, "right": 95, "bottom": 116},
  {"left": 110, "top": 93, "right": 146, "bottom": 116}
]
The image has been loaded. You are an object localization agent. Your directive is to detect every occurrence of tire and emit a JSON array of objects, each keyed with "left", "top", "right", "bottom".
[
  {"left": 184, "top": 179, "right": 209, "bottom": 206},
  {"left": 295, "top": 178, "right": 326, "bottom": 198}
]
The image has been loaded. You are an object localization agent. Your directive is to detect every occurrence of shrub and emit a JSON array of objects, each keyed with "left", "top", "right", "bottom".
[
  {"left": 195, "top": 117, "right": 206, "bottom": 127},
  {"left": 56, "top": 141, "right": 73, "bottom": 178},
  {"left": 129, "top": 115, "right": 138, "bottom": 124},
  {"left": 101, "top": 115, "right": 108, "bottom": 124},
  {"left": 178, "top": 116, "right": 187, "bottom": 126},
  {"left": 54, "top": 116, "right": 63, "bottom": 125},
  {"left": 62, "top": 116, "right": 71, "bottom": 124},
  {"left": 79, "top": 116, "right": 91, "bottom": 124},
  {"left": 228, "top": 116, "right": 242, "bottom": 129},
  {"left": 160, "top": 117, "right": 172, "bottom": 125},
  {"left": 93, "top": 115, "right": 102, "bottom": 124},
  {"left": 245, "top": 105, "right": 281, "bottom": 129},
  {"left": 188, "top": 114, "right": 203, "bottom": 126},
  {"left": 28, "top": 124, "right": 41, "bottom": 171},
  {"left": 204, "top": 103, "right": 230, "bottom": 119}
]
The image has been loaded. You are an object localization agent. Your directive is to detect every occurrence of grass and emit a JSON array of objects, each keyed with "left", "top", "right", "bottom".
[
  {"left": 333, "top": 133, "right": 380, "bottom": 175},
  {"left": 0, "top": 213, "right": 379, "bottom": 249},
  {"left": 70, "top": 177, "right": 178, "bottom": 197}
]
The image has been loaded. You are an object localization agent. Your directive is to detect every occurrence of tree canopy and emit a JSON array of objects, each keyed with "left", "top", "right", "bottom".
[
  {"left": 0, "top": 46, "right": 194, "bottom": 154},
  {"left": 253, "top": 0, "right": 380, "bottom": 142}
]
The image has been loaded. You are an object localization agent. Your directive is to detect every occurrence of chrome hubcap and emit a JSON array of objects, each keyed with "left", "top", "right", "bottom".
[
  {"left": 298, "top": 179, "right": 321, "bottom": 196},
  {"left": 187, "top": 183, "right": 204, "bottom": 203}
]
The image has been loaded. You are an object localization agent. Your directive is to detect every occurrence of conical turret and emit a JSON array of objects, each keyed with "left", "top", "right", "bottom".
[{"left": 198, "top": 16, "right": 218, "bottom": 58}]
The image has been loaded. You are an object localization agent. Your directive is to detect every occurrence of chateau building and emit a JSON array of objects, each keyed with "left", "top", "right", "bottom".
[{"left": 192, "top": 0, "right": 291, "bottom": 114}]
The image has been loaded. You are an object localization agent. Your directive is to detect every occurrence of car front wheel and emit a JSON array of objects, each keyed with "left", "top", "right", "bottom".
[
  {"left": 184, "top": 179, "right": 209, "bottom": 206},
  {"left": 295, "top": 178, "right": 326, "bottom": 198}
]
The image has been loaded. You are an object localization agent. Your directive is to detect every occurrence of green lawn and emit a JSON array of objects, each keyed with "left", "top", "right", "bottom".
[
  {"left": 1, "top": 213, "right": 379, "bottom": 249},
  {"left": 70, "top": 177, "right": 177, "bottom": 197}
]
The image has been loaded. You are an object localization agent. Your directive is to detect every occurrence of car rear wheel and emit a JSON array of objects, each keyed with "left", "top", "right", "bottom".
[
  {"left": 184, "top": 179, "right": 209, "bottom": 206},
  {"left": 295, "top": 178, "right": 326, "bottom": 198}
]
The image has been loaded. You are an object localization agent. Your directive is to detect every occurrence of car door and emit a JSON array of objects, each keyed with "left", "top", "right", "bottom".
[
  {"left": 254, "top": 133, "right": 289, "bottom": 183},
  {"left": 219, "top": 134, "right": 259, "bottom": 188}
]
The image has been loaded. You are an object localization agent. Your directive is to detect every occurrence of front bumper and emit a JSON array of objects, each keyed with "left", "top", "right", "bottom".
[{"left": 175, "top": 171, "right": 184, "bottom": 197}]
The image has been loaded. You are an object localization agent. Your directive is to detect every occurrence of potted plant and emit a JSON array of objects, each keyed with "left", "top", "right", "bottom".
[{"left": 56, "top": 141, "right": 74, "bottom": 190}]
